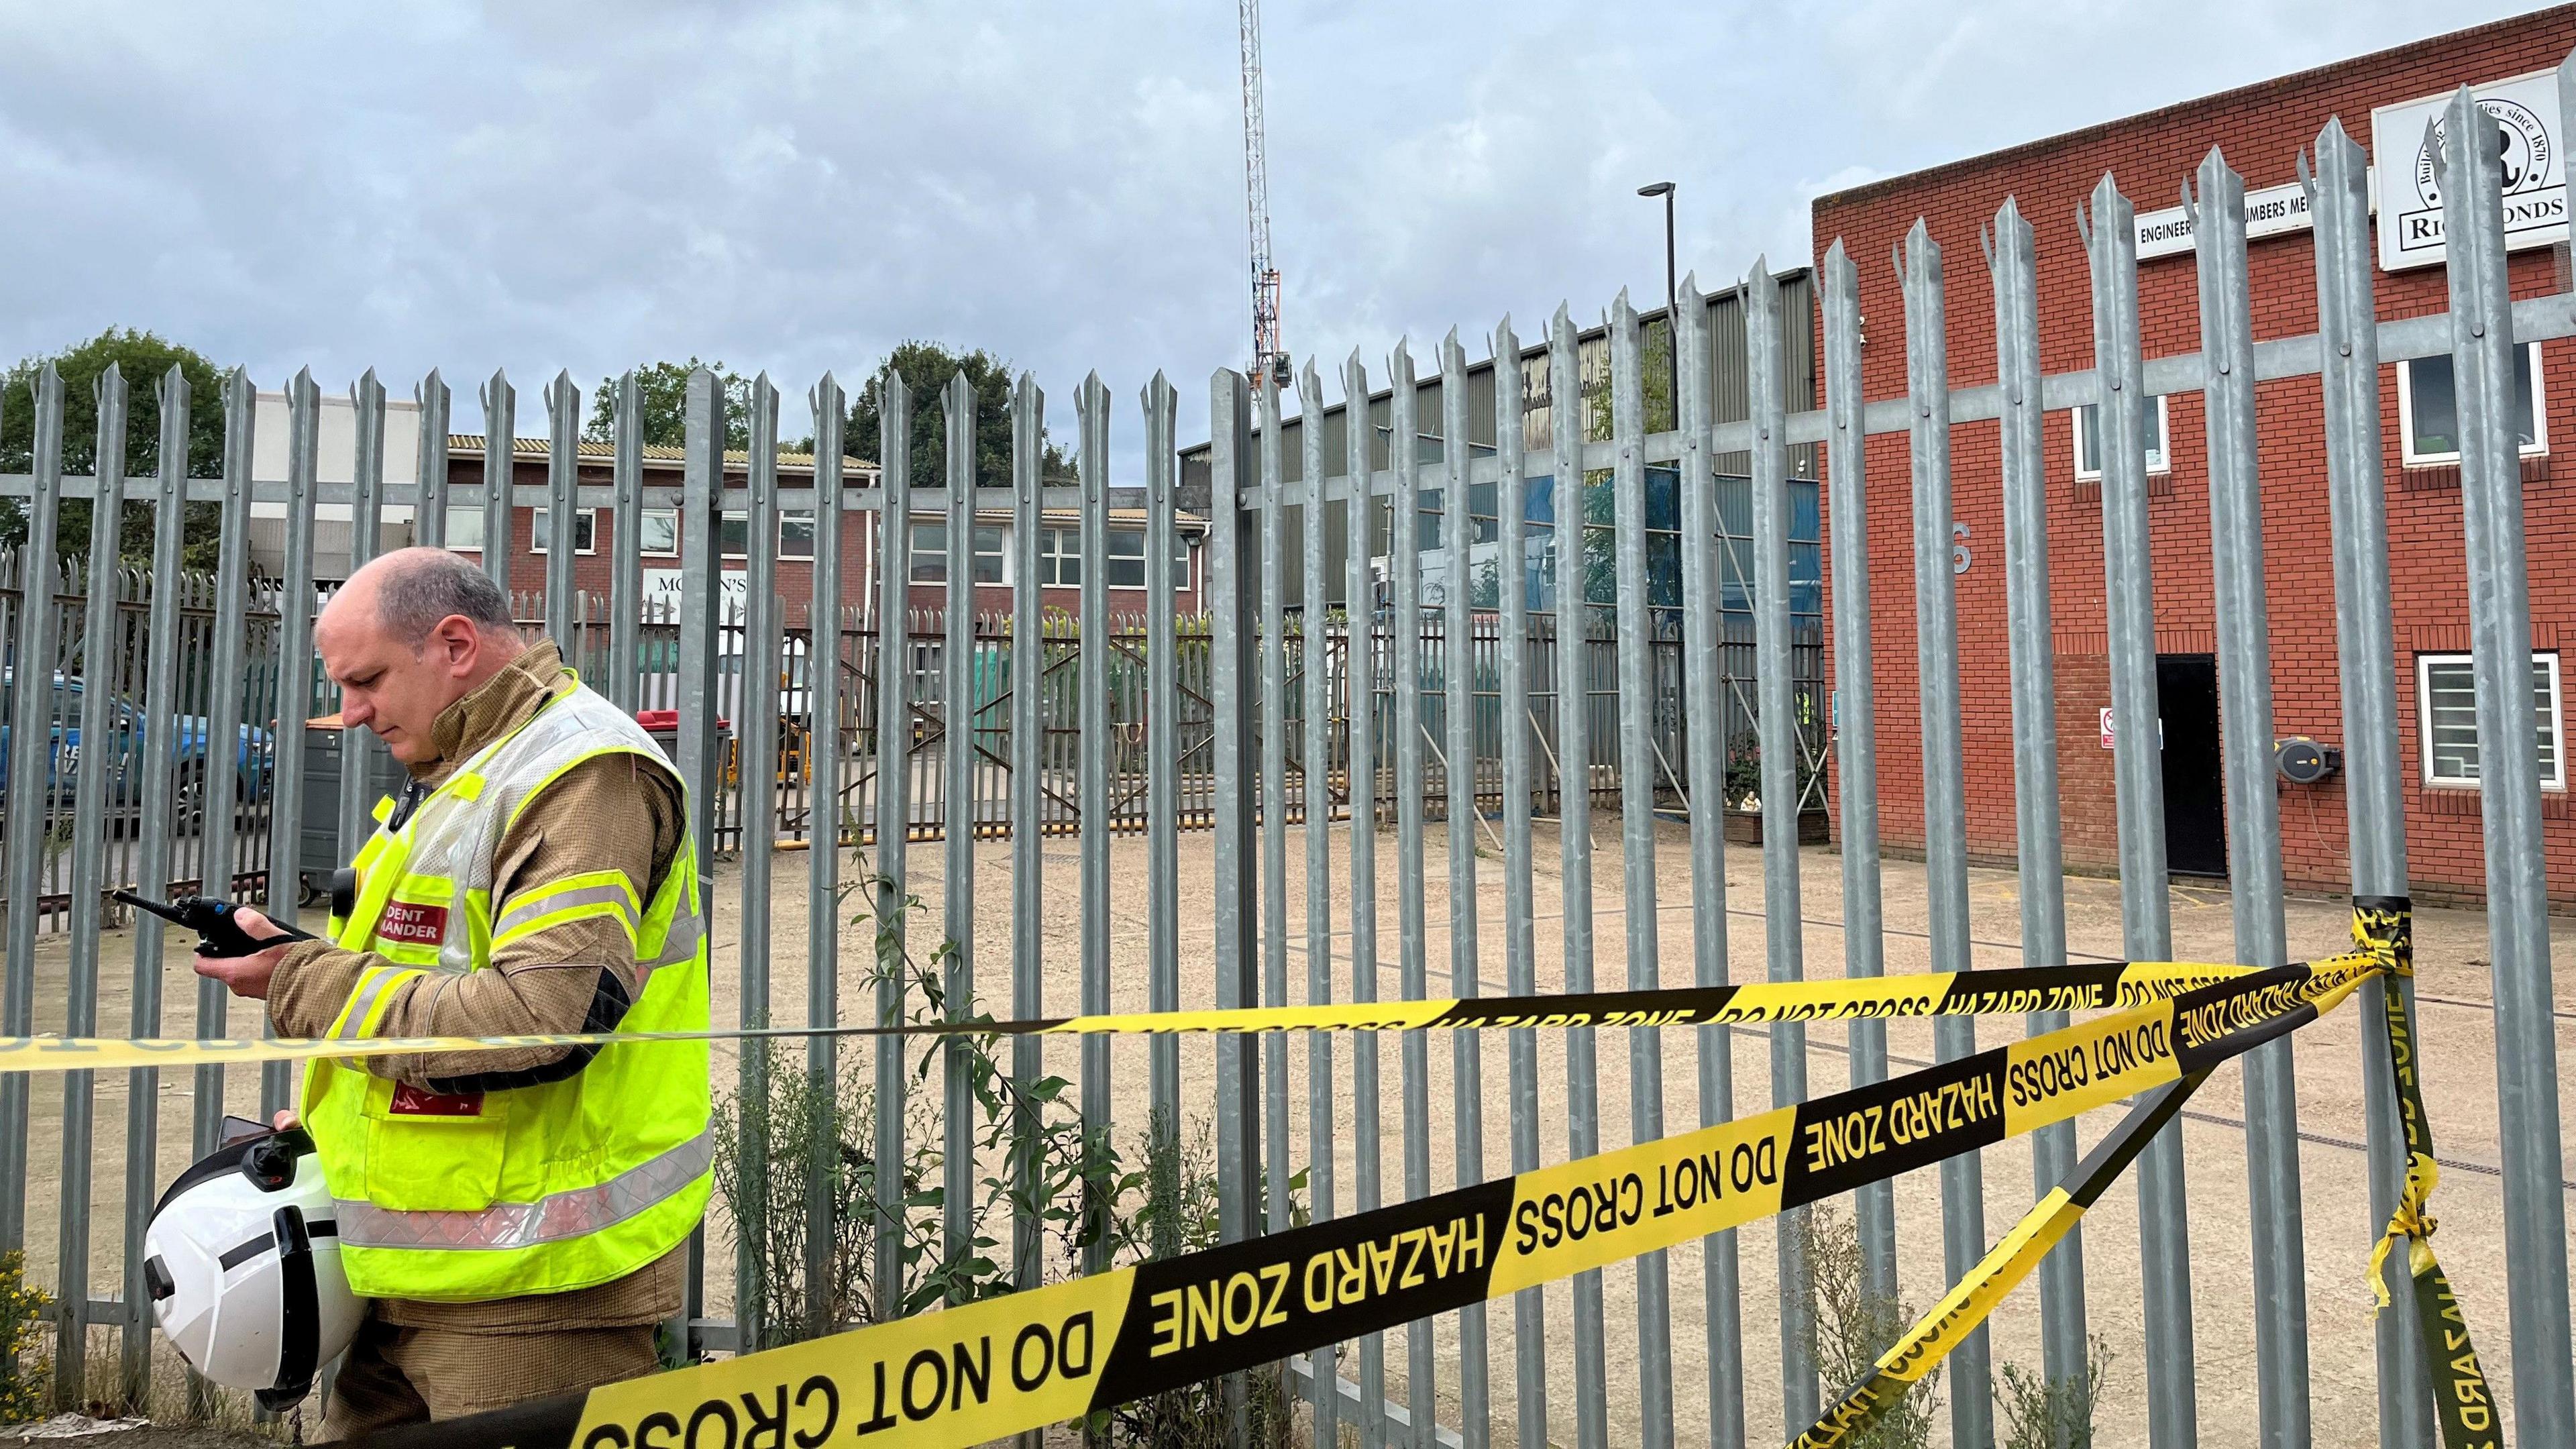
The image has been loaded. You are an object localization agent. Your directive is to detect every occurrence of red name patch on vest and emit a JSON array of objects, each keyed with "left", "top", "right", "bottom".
[
  {"left": 388, "top": 1083, "right": 484, "bottom": 1118},
  {"left": 378, "top": 901, "right": 448, "bottom": 946}
]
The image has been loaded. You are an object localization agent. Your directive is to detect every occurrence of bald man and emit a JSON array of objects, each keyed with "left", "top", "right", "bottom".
[{"left": 203, "top": 548, "right": 710, "bottom": 1438}]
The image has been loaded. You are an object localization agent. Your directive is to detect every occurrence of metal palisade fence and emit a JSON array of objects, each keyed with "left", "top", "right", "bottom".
[
  {"left": 1, "top": 541, "right": 1812, "bottom": 911},
  {"left": 0, "top": 83, "right": 2567, "bottom": 1449}
]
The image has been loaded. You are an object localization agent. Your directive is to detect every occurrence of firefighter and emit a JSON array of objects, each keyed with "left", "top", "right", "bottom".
[{"left": 198, "top": 547, "right": 708, "bottom": 1438}]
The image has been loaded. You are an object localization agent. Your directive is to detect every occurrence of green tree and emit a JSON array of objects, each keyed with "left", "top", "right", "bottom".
[
  {"left": 584, "top": 358, "right": 757, "bottom": 451},
  {"left": 847, "top": 340, "right": 1073, "bottom": 488},
  {"left": 0, "top": 329, "right": 229, "bottom": 571}
]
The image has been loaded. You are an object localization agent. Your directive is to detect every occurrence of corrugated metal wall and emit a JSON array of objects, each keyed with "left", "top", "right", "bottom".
[{"left": 1190, "top": 268, "right": 1819, "bottom": 610}]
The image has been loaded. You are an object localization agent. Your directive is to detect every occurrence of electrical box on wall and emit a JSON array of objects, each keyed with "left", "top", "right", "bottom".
[{"left": 2274, "top": 736, "right": 2343, "bottom": 785}]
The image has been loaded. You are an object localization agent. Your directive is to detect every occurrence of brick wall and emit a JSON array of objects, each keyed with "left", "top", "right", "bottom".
[
  {"left": 1811, "top": 7, "right": 2576, "bottom": 905},
  {"left": 448, "top": 455, "right": 1203, "bottom": 628}
]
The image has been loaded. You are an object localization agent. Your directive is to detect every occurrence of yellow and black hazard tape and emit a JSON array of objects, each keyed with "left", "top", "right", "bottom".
[
  {"left": 1793, "top": 1066, "right": 2212, "bottom": 1447},
  {"left": 1792, "top": 896, "right": 2501, "bottom": 1449},
  {"left": 2351, "top": 897, "right": 2504, "bottom": 1449},
  {"left": 353, "top": 942, "right": 2392, "bottom": 1449},
  {"left": 0, "top": 957, "right": 2272, "bottom": 1075}
]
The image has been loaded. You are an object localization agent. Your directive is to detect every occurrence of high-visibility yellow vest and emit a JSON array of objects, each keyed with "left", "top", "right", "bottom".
[{"left": 303, "top": 680, "right": 711, "bottom": 1301}]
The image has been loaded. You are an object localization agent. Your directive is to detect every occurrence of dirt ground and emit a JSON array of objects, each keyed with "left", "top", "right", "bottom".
[
  {"left": 2, "top": 1423, "right": 269, "bottom": 1433},
  {"left": 13, "top": 822, "right": 2575, "bottom": 1448}
]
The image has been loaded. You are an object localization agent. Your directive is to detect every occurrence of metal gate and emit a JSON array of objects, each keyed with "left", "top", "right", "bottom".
[{"left": 0, "top": 85, "right": 2567, "bottom": 1449}]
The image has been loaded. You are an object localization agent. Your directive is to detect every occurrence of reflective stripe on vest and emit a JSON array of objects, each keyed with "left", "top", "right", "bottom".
[
  {"left": 490, "top": 869, "right": 643, "bottom": 952},
  {"left": 332, "top": 965, "right": 430, "bottom": 1041},
  {"left": 334, "top": 1130, "right": 712, "bottom": 1252},
  {"left": 302, "top": 680, "right": 712, "bottom": 1301}
]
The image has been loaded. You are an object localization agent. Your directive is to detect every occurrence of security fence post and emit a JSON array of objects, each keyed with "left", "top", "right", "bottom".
[
  {"left": 2302, "top": 117, "right": 2431, "bottom": 1449},
  {"left": 2192, "top": 149, "right": 2310, "bottom": 1449},
  {"left": 1205, "top": 367, "right": 1259, "bottom": 1438},
  {"left": 1894, "top": 227, "right": 1988, "bottom": 1446},
  {"left": 2080, "top": 174, "right": 2197, "bottom": 1449},
  {"left": 1676, "top": 282, "right": 1747, "bottom": 1449},
  {"left": 1290, "top": 360, "right": 1341, "bottom": 1443},
  {"left": 54, "top": 364, "right": 128, "bottom": 1402},
  {"left": 1544, "top": 309, "right": 1612, "bottom": 1449},
  {"left": 1607, "top": 297, "right": 1676, "bottom": 1448},
  {"left": 1987, "top": 199, "right": 2090, "bottom": 1393},
  {"left": 120, "top": 364, "right": 195, "bottom": 1397},
  {"left": 2445, "top": 84, "right": 2576, "bottom": 1446}
]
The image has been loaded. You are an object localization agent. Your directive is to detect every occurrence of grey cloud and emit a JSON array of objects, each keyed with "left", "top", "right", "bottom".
[{"left": 0, "top": 0, "right": 2540, "bottom": 463}]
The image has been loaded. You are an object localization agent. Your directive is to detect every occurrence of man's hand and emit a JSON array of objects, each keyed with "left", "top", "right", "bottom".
[{"left": 192, "top": 907, "right": 295, "bottom": 1001}]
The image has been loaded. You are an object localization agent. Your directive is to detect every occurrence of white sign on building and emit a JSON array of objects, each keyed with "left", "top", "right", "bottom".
[
  {"left": 2133, "top": 177, "right": 2332, "bottom": 260},
  {"left": 2372, "top": 67, "right": 2566, "bottom": 272},
  {"left": 643, "top": 568, "right": 749, "bottom": 605}
]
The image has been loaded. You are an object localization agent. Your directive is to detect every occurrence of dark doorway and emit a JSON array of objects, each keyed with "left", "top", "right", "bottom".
[{"left": 2157, "top": 653, "right": 2228, "bottom": 877}]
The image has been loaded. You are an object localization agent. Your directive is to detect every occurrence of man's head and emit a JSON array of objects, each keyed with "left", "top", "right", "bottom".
[{"left": 315, "top": 548, "right": 529, "bottom": 765}]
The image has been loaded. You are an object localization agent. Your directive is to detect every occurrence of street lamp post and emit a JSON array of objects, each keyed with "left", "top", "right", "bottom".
[{"left": 1638, "top": 180, "right": 1679, "bottom": 425}]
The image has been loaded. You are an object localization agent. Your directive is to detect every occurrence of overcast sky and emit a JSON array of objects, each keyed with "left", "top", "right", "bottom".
[{"left": 0, "top": 0, "right": 2545, "bottom": 460}]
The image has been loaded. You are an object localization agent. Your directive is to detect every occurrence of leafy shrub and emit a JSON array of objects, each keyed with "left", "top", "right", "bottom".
[
  {"left": 0, "top": 1250, "right": 52, "bottom": 1421},
  {"left": 1799, "top": 1205, "right": 1937, "bottom": 1449},
  {"left": 712, "top": 853, "right": 1303, "bottom": 1444},
  {"left": 1998, "top": 1336, "right": 2112, "bottom": 1449},
  {"left": 1096, "top": 1118, "right": 1302, "bottom": 1447}
]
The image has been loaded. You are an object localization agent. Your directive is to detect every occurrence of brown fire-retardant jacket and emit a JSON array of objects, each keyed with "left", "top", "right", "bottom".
[{"left": 268, "top": 639, "right": 690, "bottom": 1331}]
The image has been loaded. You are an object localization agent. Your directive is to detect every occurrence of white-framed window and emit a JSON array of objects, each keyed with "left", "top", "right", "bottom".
[
  {"left": 1029, "top": 525, "right": 1185, "bottom": 587},
  {"left": 2073, "top": 394, "right": 2170, "bottom": 480},
  {"left": 1039, "top": 525, "right": 1081, "bottom": 586},
  {"left": 905, "top": 520, "right": 1010, "bottom": 584},
  {"left": 1106, "top": 529, "right": 1148, "bottom": 588},
  {"left": 639, "top": 508, "right": 679, "bottom": 557},
  {"left": 780, "top": 510, "right": 816, "bottom": 560},
  {"left": 698, "top": 510, "right": 810, "bottom": 560},
  {"left": 441, "top": 504, "right": 485, "bottom": 553},
  {"left": 910, "top": 521, "right": 948, "bottom": 582},
  {"left": 2417, "top": 652, "right": 2563, "bottom": 790},
  {"left": 969, "top": 523, "right": 1007, "bottom": 584},
  {"left": 530, "top": 507, "right": 597, "bottom": 555},
  {"left": 1105, "top": 527, "right": 1190, "bottom": 590},
  {"left": 2400, "top": 343, "right": 2546, "bottom": 466}
]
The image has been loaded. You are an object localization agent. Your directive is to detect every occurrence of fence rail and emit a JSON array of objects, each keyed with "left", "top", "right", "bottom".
[{"left": 0, "top": 81, "right": 2566, "bottom": 1449}]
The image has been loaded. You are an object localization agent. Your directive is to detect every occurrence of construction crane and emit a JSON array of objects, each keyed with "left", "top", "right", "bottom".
[{"left": 1238, "top": 0, "right": 1289, "bottom": 392}]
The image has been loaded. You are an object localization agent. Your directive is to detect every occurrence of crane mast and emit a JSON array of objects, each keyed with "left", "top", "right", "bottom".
[{"left": 1238, "top": 0, "right": 1287, "bottom": 391}]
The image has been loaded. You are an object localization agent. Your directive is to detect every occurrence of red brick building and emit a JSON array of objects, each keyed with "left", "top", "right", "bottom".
[
  {"left": 1812, "top": 8, "right": 2575, "bottom": 904},
  {"left": 439, "top": 436, "right": 1205, "bottom": 625}
]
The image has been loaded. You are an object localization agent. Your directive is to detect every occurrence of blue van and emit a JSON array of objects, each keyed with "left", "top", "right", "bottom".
[{"left": 0, "top": 670, "right": 274, "bottom": 829}]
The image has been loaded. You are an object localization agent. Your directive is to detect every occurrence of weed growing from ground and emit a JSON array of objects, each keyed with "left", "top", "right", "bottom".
[
  {"left": 1799, "top": 1204, "right": 1938, "bottom": 1449},
  {"left": 711, "top": 849, "right": 1305, "bottom": 1445},
  {"left": 0, "top": 1251, "right": 49, "bottom": 1421},
  {"left": 1997, "top": 1335, "right": 2112, "bottom": 1449}
]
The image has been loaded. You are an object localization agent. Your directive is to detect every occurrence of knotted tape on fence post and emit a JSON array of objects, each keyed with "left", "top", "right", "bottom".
[{"left": 2352, "top": 896, "right": 2504, "bottom": 1449}]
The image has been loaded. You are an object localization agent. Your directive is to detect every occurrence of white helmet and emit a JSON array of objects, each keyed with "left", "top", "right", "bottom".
[{"left": 144, "top": 1127, "right": 366, "bottom": 1409}]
